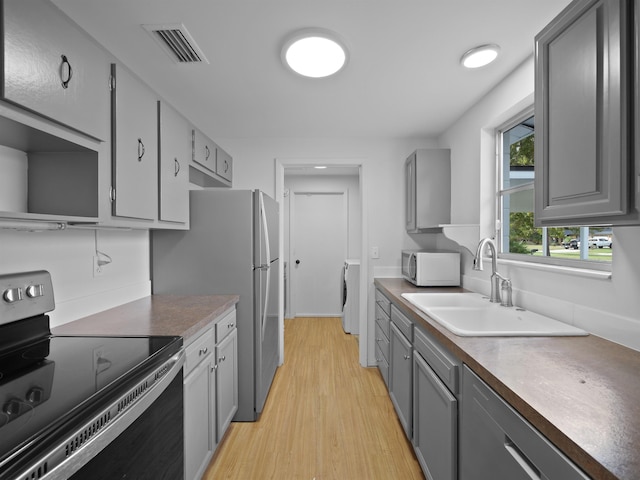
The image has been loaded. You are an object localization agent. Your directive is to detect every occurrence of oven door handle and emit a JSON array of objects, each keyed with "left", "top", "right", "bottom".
[{"left": 13, "top": 349, "right": 185, "bottom": 480}]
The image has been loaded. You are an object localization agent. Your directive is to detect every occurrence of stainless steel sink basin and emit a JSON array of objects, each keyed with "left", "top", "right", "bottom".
[{"left": 401, "top": 293, "right": 588, "bottom": 337}]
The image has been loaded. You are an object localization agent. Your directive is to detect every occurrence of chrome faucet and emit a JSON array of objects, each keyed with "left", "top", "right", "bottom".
[{"left": 473, "top": 238, "right": 513, "bottom": 307}]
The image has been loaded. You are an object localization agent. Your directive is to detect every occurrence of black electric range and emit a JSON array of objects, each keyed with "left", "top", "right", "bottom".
[{"left": 0, "top": 271, "right": 183, "bottom": 479}]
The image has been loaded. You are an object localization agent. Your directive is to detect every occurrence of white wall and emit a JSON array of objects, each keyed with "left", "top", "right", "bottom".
[
  {"left": 438, "top": 56, "right": 640, "bottom": 351},
  {"left": 0, "top": 228, "right": 150, "bottom": 327}
]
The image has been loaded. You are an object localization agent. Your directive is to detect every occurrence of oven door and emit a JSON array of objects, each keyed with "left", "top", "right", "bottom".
[{"left": 10, "top": 350, "right": 185, "bottom": 480}]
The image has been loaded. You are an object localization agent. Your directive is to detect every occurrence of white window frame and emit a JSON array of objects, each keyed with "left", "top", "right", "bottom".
[{"left": 496, "top": 108, "right": 612, "bottom": 273}]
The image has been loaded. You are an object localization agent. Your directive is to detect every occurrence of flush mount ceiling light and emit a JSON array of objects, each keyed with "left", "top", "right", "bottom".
[
  {"left": 460, "top": 44, "right": 500, "bottom": 69},
  {"left": 282, "top": 28, "right": 348, "bottom": 78}
]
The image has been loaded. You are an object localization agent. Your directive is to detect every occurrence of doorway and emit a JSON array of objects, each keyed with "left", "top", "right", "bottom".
[{"left": 276, "top": 162, "right": 367, "bottom": 366}]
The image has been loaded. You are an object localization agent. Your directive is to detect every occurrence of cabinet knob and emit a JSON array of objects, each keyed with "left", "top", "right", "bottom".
[{"left": 404, "top": 355, "right": 411, "bottom": 360}]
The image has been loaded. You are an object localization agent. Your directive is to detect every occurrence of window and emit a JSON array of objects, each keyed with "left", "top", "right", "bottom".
[{"left": 497, "top": 111, "right": 612, "bottom": 267}]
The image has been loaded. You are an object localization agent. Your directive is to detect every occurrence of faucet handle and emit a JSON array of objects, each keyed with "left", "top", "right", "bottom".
[{"left": 500, "top": 278, "right": 513, "bottom": 307}]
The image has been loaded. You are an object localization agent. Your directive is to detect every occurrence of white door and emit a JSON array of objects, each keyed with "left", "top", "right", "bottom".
[{"left": 291, "top": 191, "right": 347, "bottom": 316}]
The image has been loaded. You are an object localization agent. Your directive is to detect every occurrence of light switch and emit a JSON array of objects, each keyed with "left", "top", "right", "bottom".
[{"left": 370, "top": 246, "right": 379, "bottom": 259}]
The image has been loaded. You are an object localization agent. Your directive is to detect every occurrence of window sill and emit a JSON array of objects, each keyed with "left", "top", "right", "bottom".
[{"left": 497, "top": 257, "right": 612, "bottom": 280}]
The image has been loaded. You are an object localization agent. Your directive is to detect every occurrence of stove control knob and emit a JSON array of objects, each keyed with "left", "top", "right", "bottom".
[
  {"left": 26, "top": 387, "right": 44, "bottom": 404},
  {"left": 26, "top": 284, "right": 44, "bottom": 298},
  {"left": 3, "top": 399, "right": 21, "bottom": 416},
  {"left": 3, "top": 287, "right": 23, "bottom": 303}
]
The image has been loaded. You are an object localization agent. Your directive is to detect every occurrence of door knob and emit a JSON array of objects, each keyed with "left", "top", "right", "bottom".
[{"left": 295, "top": 259, "right": 301, "bottom": 265}]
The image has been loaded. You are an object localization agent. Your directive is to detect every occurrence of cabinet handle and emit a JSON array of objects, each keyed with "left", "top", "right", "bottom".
[
  {"left": 174, "top": 158, "right": 180, "bottom": 177},
  {"left": 60, "top": 54, "right": 73, "bottom": 89},
  {"left": 137, "top": 138, "right": 145, "bottom": 161},
  {"left": 504, "top": 436, "right": 541, "bottom": 479},
  {"left": 199, "top": 347, "right": 208, "bottom": 356},
  {"left": 224, "top": 159, "right": 229, "bottom": 172},
  {"left": 403, "top": 354, "right": 411, "bottom": 360},
  {"left": 219, "top": 355, "right": 226, "bottom": 362},
  {"left": 211, "top": 365, "right": 217, "bottom": 372},
  {"left": 205, "top": 145, "right": 211, "bottom": 161}
]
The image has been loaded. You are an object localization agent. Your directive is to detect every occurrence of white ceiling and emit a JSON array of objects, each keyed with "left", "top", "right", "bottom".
[{"left": 52, "top": 0, "right": 571, "bottom": 141}]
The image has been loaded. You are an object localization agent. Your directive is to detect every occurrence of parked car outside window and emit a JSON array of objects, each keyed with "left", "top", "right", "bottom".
[
  {"left": 564, "top": 239, "right": 579, "bottom": 249},
  {"left": 588, "top": 237, "right": 612, "bottom": 248}
]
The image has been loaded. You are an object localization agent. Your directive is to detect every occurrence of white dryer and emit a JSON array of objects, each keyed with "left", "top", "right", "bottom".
[{"left": 341, "top": 259, "right": 360, "bottom": 334}]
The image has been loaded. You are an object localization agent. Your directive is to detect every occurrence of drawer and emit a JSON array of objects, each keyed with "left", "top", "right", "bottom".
[
  {"left": 414, "top": 326, "right": 459, "bottom": 394},
  {"left": 375, "top": 289, "right": 391, "bottom": 316},
  {"left": 375, "top": 304, "right": 390, "bottom": 339},
  {"left": 215, "top": 308, "right": 237, "bottom": 343},
  {"left": 184, "top": 328, "right": 213, "bottom": 376},
  {"left": 391, "top": 305, "right": 413, "bottom": 342},
  {"left": 375, "top": 321, "right": 390, "bottom": 362},
  {"left": 376, "top": 343, "right": 389, "bottom": 388}
]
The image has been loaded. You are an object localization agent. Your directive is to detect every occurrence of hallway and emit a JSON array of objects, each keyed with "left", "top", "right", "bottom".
[{"left": 203, "top": 317, "right": 424, "bottom": 479}]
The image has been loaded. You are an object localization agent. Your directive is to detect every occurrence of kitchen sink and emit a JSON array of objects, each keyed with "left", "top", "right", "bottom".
[{"left": 401, "top": 293, "right": 588, "bottom": 337}]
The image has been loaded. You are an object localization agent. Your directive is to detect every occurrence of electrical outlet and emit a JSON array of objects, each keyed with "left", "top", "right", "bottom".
[{"left": 93, "top": 256, "right": 104, "bottom": 277}]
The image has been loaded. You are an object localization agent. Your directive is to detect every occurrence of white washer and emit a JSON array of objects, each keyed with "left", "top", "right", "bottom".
[{"left": 341, "top": 259, "right": 360, "bottom": 334}]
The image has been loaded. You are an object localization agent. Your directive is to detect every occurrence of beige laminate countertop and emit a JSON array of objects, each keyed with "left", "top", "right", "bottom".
[
  {"left": 375, "top": 278, "right": 640, "bottom": 480},
  {"left": 52, "top": 294, "right": 239, "bottom": 343}
]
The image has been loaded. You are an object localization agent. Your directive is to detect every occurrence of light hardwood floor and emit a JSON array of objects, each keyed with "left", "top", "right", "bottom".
[{"left": 203, "top": 317, "right": 424, "bottom": 480}]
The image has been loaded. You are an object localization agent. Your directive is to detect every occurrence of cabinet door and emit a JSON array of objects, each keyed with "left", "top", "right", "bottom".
[
  {"left": 413, "top": 351, "right": 457, "bottom": 480},
  {"left": 111, "top": 63, "right": 158, "bottom": 220},
  {"left": 405, "top": 153, "right": 417, "bottom": 231},
  {"left": 158, "top": 101, "right": 189, "bottom": 223},
  {"left": 3, "top": 0, "right": 110, "bottom": 141},
  {"left": 192, "top": 128, "right": 215, "bottom": 173},
  {"left": 216, "top": 146, "right": 233, "bottom": 183},
  {"left": 184, "top": 360, "right": 212, "bottom": 480},
  {"left": 389, "top": 322, "right": 412, "bottom": 439},
  {"left": 534, "top": 0, "right": 630, "bottom": 225},
  {"left": 216, "top": 328, "right": 238, "bottom": 442}
]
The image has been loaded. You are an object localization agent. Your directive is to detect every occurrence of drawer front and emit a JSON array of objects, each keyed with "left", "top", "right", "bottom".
[
  {"left": 185, "top": 328, "right": 213, "bottom": 376},
  {"left": 375, "top": 321, "right": 390, "bottom": 363},
  {"left": 375, "top": 343, "right": 389, "bottom": 388},
  {"left": 375, "top": 289, "right": 391, "bottom": 316},
  {"left": 414, "top": 326, "right": 459, "bottom": 394},
  {"left": 215, "top": 308, "right": 237, "bottom": 343},
  {"left": 375, "top": 304, "right": 390, "bottom": 339},
  {"left": 391, "top": 304, "right": 413, "bottom": 342}
]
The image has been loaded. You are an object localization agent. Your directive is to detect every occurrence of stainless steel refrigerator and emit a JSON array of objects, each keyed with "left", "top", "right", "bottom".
[{"left": 151, "top": 189, "right": 279, "bottom": 421}]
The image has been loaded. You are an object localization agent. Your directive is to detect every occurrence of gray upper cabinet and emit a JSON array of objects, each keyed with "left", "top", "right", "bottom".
[
  {"left": 110, "top": 63, "right": 158, "bottom": 221},
  {"left": 405, "top": 149, "right": 451, "bottom": 232},
  {"left": 2, "top": 0, "right": 110, "bottom": 141},
  {"left": 192, "top": 127, "right": 215, "bottom": 173},
  {"left": 534, "top": 0, "right": 640, "bottom": 226},
  {"left": 158, "top": 101, "right": 189, "bottom": 225},
  {"left": 216, "top": 146, "right": 233, "bottom": 183}
]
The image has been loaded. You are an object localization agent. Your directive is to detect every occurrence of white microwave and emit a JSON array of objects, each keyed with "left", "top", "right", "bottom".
[{"left": 401, "top": 250, "right": 460, "bottom": 286}]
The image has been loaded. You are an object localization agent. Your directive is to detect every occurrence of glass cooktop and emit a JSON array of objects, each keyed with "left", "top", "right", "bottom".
[{"left": 0, "top": 333, "right": 182, "bottom": 466}]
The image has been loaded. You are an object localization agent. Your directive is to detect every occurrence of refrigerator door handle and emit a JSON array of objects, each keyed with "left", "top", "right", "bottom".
[{"left": 259, "top": 192, "right": 271, "bottom": 340}]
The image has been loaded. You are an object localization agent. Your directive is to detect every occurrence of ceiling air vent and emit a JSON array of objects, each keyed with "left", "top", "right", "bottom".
[{"left": 142, "top": 23, "right": 209, "bottom": 64}]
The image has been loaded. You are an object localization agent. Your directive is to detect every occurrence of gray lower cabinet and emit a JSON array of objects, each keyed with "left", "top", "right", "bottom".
[
  {"left": 413, "top": 327, "right": 458, "bottom": 480},
  {"left": 215, "top": 322, "right": 238, "bottom": 444},
  {"left": 184, "top": 307, "right": 238, "bottom": 480},
  {"left": 389, "top": 305, "right": 413, "bottom": 439},
  {"left": 535, "top": 0, "right": 640, "bottom": 226},
  {"left": 184, "top": 328, "right": 214, "bottom": 480},
  {"left": 374, "top": 289, "right": 391, "bottom": 387},
  {"left": 460, "top": 366, "right": 589, "bottom": 480}
]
